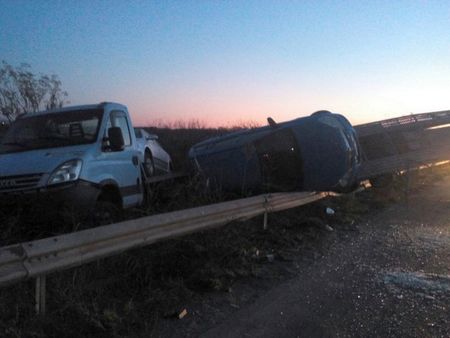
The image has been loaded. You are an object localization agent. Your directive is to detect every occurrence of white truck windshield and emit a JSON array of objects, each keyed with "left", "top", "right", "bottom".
[{"left": 0, "top": 109, "right": 103, "bottom": 154}]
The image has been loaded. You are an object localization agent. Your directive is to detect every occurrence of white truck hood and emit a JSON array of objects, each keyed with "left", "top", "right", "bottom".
[{"left": 0, "top": 145, "right": 90, "bottom": 177}]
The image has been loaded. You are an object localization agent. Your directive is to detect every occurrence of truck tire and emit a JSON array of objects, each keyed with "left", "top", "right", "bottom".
[
  {"left": 92, "top": 187, "right": 122, "bottom": 225},
  {"left": 92, "top": 200, "right": 120, "bottom": 225},
  {"left": 144, "top": 151, "right": 155, "bottom": 177}
]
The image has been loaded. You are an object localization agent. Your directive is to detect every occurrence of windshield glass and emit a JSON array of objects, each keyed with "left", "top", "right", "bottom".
[
  {"left": 317, "top": 114, "right": 360, "bottom": 163},
  {"left": 0, "top": 109, "right": 103, "bottom": 154}
]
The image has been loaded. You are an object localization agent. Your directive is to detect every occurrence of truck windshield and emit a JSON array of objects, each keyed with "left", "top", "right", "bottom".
[{"left": 0, "top": 109, "right": 103, "bottom": 154}]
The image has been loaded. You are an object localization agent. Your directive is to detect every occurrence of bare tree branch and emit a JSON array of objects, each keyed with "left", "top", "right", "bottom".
[{"left": 0, "top": 61, "right": 69, "bottom": 122}]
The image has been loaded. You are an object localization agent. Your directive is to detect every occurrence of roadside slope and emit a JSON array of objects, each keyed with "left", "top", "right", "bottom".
[{"left": 202, "top": 177, "right": 450, "bottom": 337}]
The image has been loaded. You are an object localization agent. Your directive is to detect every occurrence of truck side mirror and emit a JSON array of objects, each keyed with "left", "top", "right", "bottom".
[{"left": 108, "top": 127, "right": 125, "bottom": 151}]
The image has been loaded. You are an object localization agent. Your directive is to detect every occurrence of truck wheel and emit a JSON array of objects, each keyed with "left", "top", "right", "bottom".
[
  {"left": 92, "top": 200, "right": 120, "bottom": 225},
  {"left": 144, "top": 151, "right": 155, "bottom": 177}
]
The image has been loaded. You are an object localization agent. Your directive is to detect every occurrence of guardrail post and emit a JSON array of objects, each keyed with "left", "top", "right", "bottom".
[
  {"left": 263, "top": 195, "right": 269, "bottom": 230},
  {"left": 35, "top": 275, "right": 46, "bottom": 315},
  {"left": 263, "top": 211, "right": 268, "bottom": 230},
  {"left": 405, "top": 161, "right": 411, "bottom": 208}
]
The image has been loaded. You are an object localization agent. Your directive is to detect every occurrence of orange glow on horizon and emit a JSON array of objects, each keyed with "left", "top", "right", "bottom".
[{"left": 123, "top": 78, "right": 449, "bottom": 128}]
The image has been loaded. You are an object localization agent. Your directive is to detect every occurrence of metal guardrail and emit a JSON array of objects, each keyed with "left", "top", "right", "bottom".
[
  {"left": 358, "top": 145, "right": 450, "bottom": 179},
  {"left": 355, "top": 110, "right": 450, "bottom": 137},
  {"left": 0, "top": 191, "right": 329, "bottom": 313},
  {"left": 356, "top": 110, "right": 450, "bottom": 179}
]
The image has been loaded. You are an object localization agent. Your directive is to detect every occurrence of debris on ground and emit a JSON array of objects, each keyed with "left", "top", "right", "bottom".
[
  {"left": 326, "top": 207, "right": 336, "bottom": 215},
  {"left": 324, "top": 224, "right": 334, "bottom": 232},
  {"left": 178, "top": 309, "right": 188, "bottom": 319}
]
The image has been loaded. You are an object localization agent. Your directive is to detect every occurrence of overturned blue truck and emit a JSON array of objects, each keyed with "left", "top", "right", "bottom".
[{"left": 189, "top": 111, "right": 361, "bottom": 194}]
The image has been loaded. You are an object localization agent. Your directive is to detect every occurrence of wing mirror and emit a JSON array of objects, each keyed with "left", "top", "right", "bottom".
[{"left": 108, "top": 127, "right": 125, "bottom": 151}]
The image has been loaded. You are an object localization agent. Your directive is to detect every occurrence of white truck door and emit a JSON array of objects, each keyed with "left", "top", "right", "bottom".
[{"left": 106, "top": 111, "right": 142, "bottom": 207}]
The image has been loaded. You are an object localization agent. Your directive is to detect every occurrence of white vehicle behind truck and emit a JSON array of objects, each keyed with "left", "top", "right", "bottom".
[
  {"left": 0, "top": 102, "right": 168, "bottom": 217},
  {"left": 134, "top": 128, "right": 172, "bottom": 177}
]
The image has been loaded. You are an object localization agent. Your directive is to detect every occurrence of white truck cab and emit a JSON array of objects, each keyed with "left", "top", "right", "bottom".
[{"left": 0, "top": 102, "right": 146, "bottom": 213}]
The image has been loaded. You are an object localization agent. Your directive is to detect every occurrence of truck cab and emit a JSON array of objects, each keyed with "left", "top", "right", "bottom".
[{"left": 0, "top": 102, "right": 145, "bottom": 213}]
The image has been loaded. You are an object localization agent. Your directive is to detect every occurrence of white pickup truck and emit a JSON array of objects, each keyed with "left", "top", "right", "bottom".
[{"left": 0, "top": 102, "right": 169, "bottom": 216}]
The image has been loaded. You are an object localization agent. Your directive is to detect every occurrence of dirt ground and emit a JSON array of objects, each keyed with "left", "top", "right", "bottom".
[{"left": 153, "top": 173, "right": 450, "bottom": 337}]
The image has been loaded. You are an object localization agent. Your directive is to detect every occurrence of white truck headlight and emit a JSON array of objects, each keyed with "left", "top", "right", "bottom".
[{"left": 48, "top": 159, "right": 82, "bottom": 185}]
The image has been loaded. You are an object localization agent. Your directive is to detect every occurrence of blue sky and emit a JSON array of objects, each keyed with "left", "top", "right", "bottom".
[{"left": 1, "top": 0, "right": 449, "bottom": 126}]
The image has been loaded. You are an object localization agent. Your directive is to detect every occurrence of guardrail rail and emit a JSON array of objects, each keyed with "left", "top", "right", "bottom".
[
  {"left": 356, "top": 110, "right": 450, "bottom": 179},
  {"left": 0, "top": 191, "right": 330, "bottom": 314}
]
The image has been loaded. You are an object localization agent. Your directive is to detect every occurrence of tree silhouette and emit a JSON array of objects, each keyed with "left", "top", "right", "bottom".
[{"left": 0, "top": 61, "right": 69, "bottom": 123}]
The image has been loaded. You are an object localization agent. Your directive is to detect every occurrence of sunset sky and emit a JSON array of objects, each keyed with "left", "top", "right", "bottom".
[{"left": 1, "top": 1, "right": 449, "bottom": 127}]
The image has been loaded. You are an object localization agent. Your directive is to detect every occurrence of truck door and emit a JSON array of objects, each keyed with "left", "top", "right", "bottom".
[{"left": 105, "top": 111, "right": 142, "bottom": 207}]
